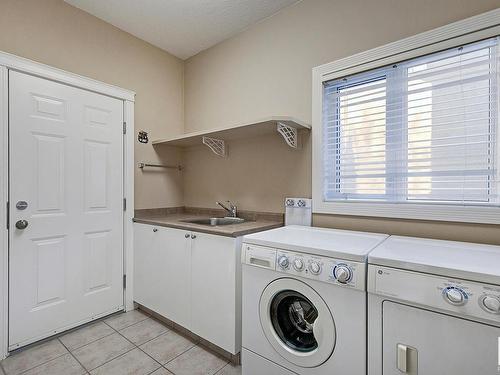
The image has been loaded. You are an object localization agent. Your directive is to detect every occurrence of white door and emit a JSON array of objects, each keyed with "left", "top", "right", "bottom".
[{"left": 9, "top": 71, "right": 124, "bottom": 349}]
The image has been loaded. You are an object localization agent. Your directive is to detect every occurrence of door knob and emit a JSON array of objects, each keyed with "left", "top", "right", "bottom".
[{"left": 15, "top": 220, "right": 29, "bottom": 230}]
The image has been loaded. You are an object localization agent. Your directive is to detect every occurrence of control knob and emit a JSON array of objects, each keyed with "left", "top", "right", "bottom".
[
  {"left": 277, "top": 255, "right": 289, "bottom": 269},
  {"left": 293, "top": 258, "right": 305, "bottom": 272},
  {"left": 309, "top": 261, "right": 322, "bottom": 275},
  {"left": 480, "top": 295, "right": 500, "bottom": 314},
  {"left": 443, "top": 287, "right": 467, "bottom": 306},
  {"left": 334, "top": 265, "right": 352, "bottom": 284}
]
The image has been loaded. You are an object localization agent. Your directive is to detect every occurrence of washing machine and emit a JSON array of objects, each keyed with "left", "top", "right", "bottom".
[
  {"left": 368, "top": 236, "right": 500, "bottom": 375},
  {"left": 241, "top": 225, "right": 389, "bottom": 375}
]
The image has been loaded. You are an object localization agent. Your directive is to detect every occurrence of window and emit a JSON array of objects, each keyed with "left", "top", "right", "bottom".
[{"left": 321, "top": 37, "right": 499, "bottom": 208}]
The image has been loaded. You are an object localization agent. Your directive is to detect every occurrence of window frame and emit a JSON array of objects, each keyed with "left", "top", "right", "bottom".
[{"left": 312, "top": 9, "right": 500, "bottom": 224}]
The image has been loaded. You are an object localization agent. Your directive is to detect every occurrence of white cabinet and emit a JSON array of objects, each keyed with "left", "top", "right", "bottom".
[
  {"left": 190, "top": 232, "right": 241, "bottom": 354},
  {"left": 133, "top": 223, "right": 242, "bottom": 354},
  {"left": 133, "top": 224, "right": 191, "bottom": 329}
]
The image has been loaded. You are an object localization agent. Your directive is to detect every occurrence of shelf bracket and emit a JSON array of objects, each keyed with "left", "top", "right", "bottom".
[
  {"left": 202, "top": 136, "right": 227, "bottom": 157},
  {"left": 277, "top": 122, "right": 300, "bottom": 149}
]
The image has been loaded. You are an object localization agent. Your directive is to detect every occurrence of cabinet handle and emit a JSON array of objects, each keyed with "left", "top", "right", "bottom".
[
  {"left": 185, "top": 233, "right": 190, "bottom": 238},
  {"left": 152, "top": 228, "right": 158, "bottom": 233},
  {"left": 191, "top": 234, "right": 196, "bottom": 239}
]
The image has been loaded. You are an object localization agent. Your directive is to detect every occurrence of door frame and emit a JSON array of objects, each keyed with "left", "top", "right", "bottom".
[{"left": 0, "top": 51, "right": 136, "bottom": 359}]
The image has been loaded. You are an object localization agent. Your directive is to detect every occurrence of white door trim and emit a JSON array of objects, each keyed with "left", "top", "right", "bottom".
[
  {"left": 0, "top": 66, "right": 8, "bottom": 360},
  {"left": 123, "top": 100, "right": 135, "bottom": 312},
  {"left": 0, "top": 52, "right": 135, "bottom": 359},
  {"left": 0, "top": 52, "right": 135, "bottom": 102}
]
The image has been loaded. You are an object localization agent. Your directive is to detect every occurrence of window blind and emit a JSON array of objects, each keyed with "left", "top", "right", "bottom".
[{"left": 322, "top": 37, "right": 499, "bottom": 206}]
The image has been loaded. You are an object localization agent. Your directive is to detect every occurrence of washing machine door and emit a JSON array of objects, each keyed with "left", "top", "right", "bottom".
[{"left": 259, "top": 278, "right": 336, "bottom": 368}]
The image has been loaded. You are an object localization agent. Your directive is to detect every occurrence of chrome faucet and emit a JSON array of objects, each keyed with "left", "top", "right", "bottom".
[{"left": 216, "top": 201, "right": 238, "bottom": 218}]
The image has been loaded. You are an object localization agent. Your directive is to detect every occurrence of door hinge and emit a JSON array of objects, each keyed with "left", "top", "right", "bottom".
[
  {"left": 123, "top": 274, "right": 126, "bottom": 289},
  {"left": 6, "top": 201, "right": 9, "bottom": 230},
  {"left": 123, "top": 122, "right": 127, "bottom": 135},
  {"left": 123, "top": 198, "right": 126, "bottom": 211}
]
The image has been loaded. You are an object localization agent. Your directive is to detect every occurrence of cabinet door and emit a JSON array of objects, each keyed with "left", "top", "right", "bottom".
[
  {"left": 190, "top": 232, "right": 240, "bottom": 354},
  {"left": 134, "top": 224, "right": 191, "bottom": 328}
]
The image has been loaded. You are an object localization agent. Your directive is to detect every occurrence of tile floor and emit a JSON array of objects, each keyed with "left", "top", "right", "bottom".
[{"left": 0, "top": 309, "right": 241, "bottom": 375}]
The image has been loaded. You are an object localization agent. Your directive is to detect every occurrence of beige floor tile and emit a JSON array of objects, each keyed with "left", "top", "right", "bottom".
[
  {"left": 1, "top": 339, "right": 68, "bottom": 375},
  {"left": 165, "top": 345, "right": 228, "bottom": 375},
  {"left": 119, "top": 318, "right": 169, "bottom": 346},
  {"left": 72, "top": 332, "right": 134, "bottom": 371},
  {"left": 21, "top": 354, "right": 85, "bottom": 375},
  {"left": 90, "top": 348, "right": 160, "bottom": 375},
  {"left": 140, "top": 330, "right": 196, "bottom": 364},
  {"left": 104, "top": 309, "right": 149, "bottom": 331},
  {"left": 150, "top": 368, "right": 173, "bottom": 375},
  {"left": 216, "top": 363, "right": 242, "bottom": 375},
  {"left": 60, "top": 321, "right": 114, "bottom": 350}
]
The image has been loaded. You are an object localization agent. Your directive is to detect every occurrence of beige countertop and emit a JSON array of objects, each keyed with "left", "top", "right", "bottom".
[{"left": 133, "top": 207, "right": 283, "bottom": 238}]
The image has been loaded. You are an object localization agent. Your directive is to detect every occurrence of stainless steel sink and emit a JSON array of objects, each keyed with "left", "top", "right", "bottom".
[{"left": 182, "top": 217, "right": 246, "bottom": 226}]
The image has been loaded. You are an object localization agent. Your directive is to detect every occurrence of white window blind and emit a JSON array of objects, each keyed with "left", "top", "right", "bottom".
[{"left": 322, "top": 37, "right": 499, "bottom": 206}]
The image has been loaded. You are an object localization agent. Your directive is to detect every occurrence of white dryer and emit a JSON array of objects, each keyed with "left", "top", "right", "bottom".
[
  {"left": 368, "top": 236, "right": 500, "bottom": 375},
  {"left": 241, "top": 225, "right": 388, "bottom": 375}
]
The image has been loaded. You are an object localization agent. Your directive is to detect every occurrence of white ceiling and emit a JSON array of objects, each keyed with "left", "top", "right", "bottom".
[{"left": 65, "top": 0, "right": 300, "bottom": 60}]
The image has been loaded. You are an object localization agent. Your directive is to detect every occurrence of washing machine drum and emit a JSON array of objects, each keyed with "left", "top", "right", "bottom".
[{"left": 259, "top": 278, "right": 336, "bottom": 368}]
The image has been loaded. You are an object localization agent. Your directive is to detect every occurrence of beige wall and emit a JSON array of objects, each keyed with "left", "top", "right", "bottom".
[
  {"left": 0, "top": 0, "right": 185, "bottom": 209},
  {"left": 183, "top": 0, "right": 500, "bottom": 244},
  {"left": 182, "top": 134, "right": 311, "bottom": 211},
  {"left": 2, "top": 0, "right": 499, "bottom": 244}
]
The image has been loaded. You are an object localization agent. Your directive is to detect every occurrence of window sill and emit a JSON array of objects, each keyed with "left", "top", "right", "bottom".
[{"left": 312, "top": 201, "right": 500, "bottom": 224}]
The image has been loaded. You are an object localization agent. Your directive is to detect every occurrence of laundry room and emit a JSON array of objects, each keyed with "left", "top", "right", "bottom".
[{"left": 0, "top": 0, "right": 499, "bottom": 374}]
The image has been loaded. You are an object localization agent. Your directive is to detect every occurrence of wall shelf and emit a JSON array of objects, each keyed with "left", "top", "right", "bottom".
[{"left": 152, "top": 116, "right": 310, "bottom": 150}]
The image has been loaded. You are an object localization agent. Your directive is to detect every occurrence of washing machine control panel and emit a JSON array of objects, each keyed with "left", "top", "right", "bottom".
[
  {"left": 369, "top": 265, "right": 500, "bottom": 324},
  {"left": 242, "top": 244, "right": 366, "bottom": 290},
  {"left": 274, "top": 250, "right": 365, "bottom": 290}
]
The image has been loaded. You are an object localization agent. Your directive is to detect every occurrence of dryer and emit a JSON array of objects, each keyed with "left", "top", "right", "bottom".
[
  {"left": 368, "top": 236, "right": 500, "bottom": 375},
  {"left": 241, "top": 225, "right": 388, "bottom": 374}
]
